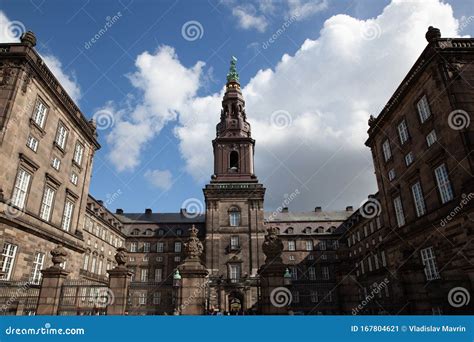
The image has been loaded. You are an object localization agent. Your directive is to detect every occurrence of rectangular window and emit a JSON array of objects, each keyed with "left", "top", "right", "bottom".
[
  {"left": 174, "top": 242, "right": 182, "bottom": 253},
  {"left": 139, "top": 293, "right": 146, "bottom": 305},
  {"left": 374, "top": 254, "right": 380, "bottom": 269},
  {"left": 369, "top": 222, "right": 375, "bottom": 234},
  {"left": 308, "top": 266, "right": 316, "bottom": 280},
  {"left": 174, "top": 256, "right": 181, "bottom": 262},
  {"left": 55, "top": 123, "right": 68, "bottom": 149},
  {"left": 61, "top": 200, "right": 74, "bottom": 231},
  {"left": 143, "top": 242, "right": 150, "bottom": 253},
  {"left": 153, "top": 292, "right": 161, "bottom": 304},
  {"left": 32, "top": 98, "right": 48, "bottom": 128},
  {"left": 98, "top": 259, "right": 103, "bottom": 275},
  {"left": 360, "top": 259, "right": 365, "bottom": 274},
  {"left": 381, "top": 250, "right": 387, "bottom": 267},
  {"left": 39, "top": 186, "right": 55, "bottom": 221},
  {"left": 229, "top": 211, "right": 240, "bottom": 226},
  {"left": 382, "top": 140, "right": 392, "bottom": 162},
  {"left": 130, "top": 242, "right": 137, "bottom": 253},
  {"left": 310, "top": 291, "right": 318, "bottom": 303},
  {"left": 70, "top": 172, "right": 78, "bottom": 185},
  {"left": 30, "top": 252, "right": 45, "bottom": 285},
  {"left": 319, "top": 240, "right": 326, "bottom": 250},
  {"left": 230, "top": 235, "right": 239, "bottom": 249},
  {"left": 417, "top": 95, "right": 432, "bottom": 123},
  {"left": 290, "top": 266, "right": 298, "bottom": 280},
  {"left": 326, "top": 291, "right": 333, "bottom": 302},
  {"left": 363, "top": 225, "right": 368, "bottom": 237},
  {"left": 411, "top": 182, "right": 426, "bottom": 217},
  {"left": 420, "top": 246, "right": 440, "bottom": 280},
  {"left": 73, "top": 142, "right": 84, "bottom": 166},
  {"left": 156, "top": 242, "right": 164, "bottom": 253},
  {"left": 322, "top": 266, "right": 330, "bottom": 280},
  {"left": 90, "top": 257, "right": 97, "bottom": 274},
  {"left": 51, "top": 157, "right": 61, "bottom": 170},
  {"left": 397, "top": 120, "right": 409, "bottom": 144},
  {"left": 0, "top": 243, "right": 17, "bottom": 280},
  {"left": 306, "top": 240, "right": 313, "bottom": 251},
  {"left": 388, "top": 169, "right": 396, "bottom": 181},
  {"left": 26, "top": 136, "right": 39, "bottom": 152},
  {"left": 405, "top": 152, "right": 414, "bottom": 166},
  {"left": 155, "top": 268, "right": 162, "bottom": 282},
  {"left": 434, "top": 164, "right": 454, "bottom": 204},
  {"left": 229, "top": 264, "right": 240, "bottom": 283},
  {"left": 288, "top": 241, "right": 295, "bottom": 251},
  {"left": 426, "top": 129, "right": 437, "bottom": 147},
  {"left": 141, "top": 269, "right": 148, "bottom": 282},
  {"left": 368, "top": 256, "right": 373, "bottom": 271},
  {"left": 376, "top": 217, "right": 382, "bottom": 229},
  {"left": 83, "top": 254, "right": 89, "bottom": 271},
  {"left": 11, "top": 169, "right": 31, "bottom": 209},
  {"left": 393, "top": 196, "right": 405, "bottom": 227}
]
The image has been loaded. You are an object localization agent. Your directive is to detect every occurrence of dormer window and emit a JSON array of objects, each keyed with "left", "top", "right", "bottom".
[
  {"left": 176, "top": 229, "right": 182, "bottom": 236},
  {"left": 286, "top": 227, "right": 294, "bottom": 234},
  {"left": 229, "top": 151, "right": 239, "bottom": 172},
  {"left": 131, "top": 229, "right": 140, "bottom": 235},
  {"left": 229, "top": 207, "right": 240, "bottom": 227}
]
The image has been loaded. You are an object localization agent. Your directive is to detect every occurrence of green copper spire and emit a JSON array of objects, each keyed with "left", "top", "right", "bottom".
[{"left": 226, "top": 56, "right": 239, "bottom": 82}]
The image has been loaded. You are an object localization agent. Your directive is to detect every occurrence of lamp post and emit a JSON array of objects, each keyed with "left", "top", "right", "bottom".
[
  {"left": 283, "top": 268, "right": 292, "bottom": 286},
  {"left": 173, "top": 269, "right": 182, "bottom": 315}
]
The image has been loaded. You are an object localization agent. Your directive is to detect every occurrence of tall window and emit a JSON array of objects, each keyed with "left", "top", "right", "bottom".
[
  {"left": 39, "top": 186, "right": 55, "bottom": 221},
  {"left": 405, "top": 152, "right": 414, "bottom": 166},
  {"left": 98, "top": 259, "right": 103, "bottom": 275},
  {"left": 420, "top": 246, "right": 440, "bottom": 280},
  {"left": 141, "top": 269, "right": 148, "bottom": 282},
  {"left": 153, "top": 292, "right": 161, "bottom": 304},
  {"left": 426, "top": 129, "right": 437, "bottom": 147},
  {"left": 381, "top": 251, "right": 387, "bottom": 267},
  {"left": 11, "top": 169, "right": 31, "bottom": 209},
  {"left": 73, "top": 142, "right": 84, "bottom": 166},
  {"left": 322, "top": 266, "right": 330, "bottom": 280},
  {"left": 174, "top": 242, "right": 182, "bottom": 253},
  {"left": 156, "top": 242, "right": 164, "bottom": 253},
  {"left": 382, "top": 140, "right": 391, "bottom": 162},
  {"left": 1, "top": 243, "right": 17, "bottom": 280},
  {"left": 434, "top": 164, "right": 454, "bottom": 204},
  {"left": 139, "top": 293, "right": 146, "bottom": 305},
  {"left": 310, "top": 291, "right": 318, "bottom": 303},
  {"left": 319, "top": 240, "right": 327, "bottom": 250},
  {"left": 155, "top": 268, "right": 162, "bottom": 282},
  {"left": 61, "top": 200, "right": 74, "bottom": 231},
  {"left": 411, "top": 182, "right": 426, "bottom": 217},
  {"left": 230, "top": 235, "right": 239, "bottom": 249},
  {"left": 288, "top": 240, "right": 295, "bottom": 251},
  {"left": 397, "top": 120, "right": 409, "bottom": 144},
  {"left": 417, "top": 95, "right": 431, "bottom": 123},
  {"left": 229, "top": 264, "right": 240, "bottom": 283},
  {"left": 130, "top": 242, "right": 137, "bottom": 253},
  {"left": 308, "top": 266, "right": 316, "bottom": 280},
  {"left": 26, "top": 135, "right": 39, "bottom": 152},
  {"left": 52, "top": 157, "right": 61, "bottom": 171},
  {"left": 55, "top": 122, "right": 68, "bottom": 150},
  {"left": 32, "top": 98, "right": 48, "bottom": 128},
  {"left": 143, "top": 242, "right": 150, "bottom": 253},
  {"left": 290, "top": 266, "right": 298, "bottom": 280},
  {"left": 229, "top": 208, "right": 240, "bottom": 226},
  {"left": 90, "top": 257, "right": 97, "bottom": 273},
  {"left": 83, "top": 254, "right": 89, "bottom": 271},
  {"left": 393, "top": 196, "right": 405, "bottom": 227},
  {"left": 229, "top": 151, "right": 239, "bottom": 170},
  {"left": 305, "top": 240, "right": 313, "bottom": 251}
]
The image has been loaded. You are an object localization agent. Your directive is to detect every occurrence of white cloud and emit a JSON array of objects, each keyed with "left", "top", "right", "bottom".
[
  {"left": 232, "top": 5, "right": 268, "bottom": 32},
  {"left": 106, "top": 0, "right": 462, "bottom": 210},
  {"left": 0, "top": 11, "right": 82, "bottom": 103},
  {"left": 286, "top": 0, "right": 328, "bottom": 20},
  {"left": 144, "top": 169, "right": 173, "bottom": 191}
]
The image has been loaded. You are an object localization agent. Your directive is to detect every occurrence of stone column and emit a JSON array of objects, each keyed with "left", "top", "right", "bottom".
[
  {"left": 36, "top": 245, "right": 69, "bottom": 315},
  {"left": 177, "top": 225, "right": 209, "bottom": 315},
  {"left": 258, "top": 227, "right": 289, "bottom": 315},
  {"left": 107, "top": 247, "right": 132, "bottom": 315}
]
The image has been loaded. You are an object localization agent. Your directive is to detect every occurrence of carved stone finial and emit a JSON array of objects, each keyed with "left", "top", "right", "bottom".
[
  {"left": 50, "top": 245, "right": 68, "bottom": 268},
  {"left": 425, "top": 26, "right": 441, "bottom": 43},
  {"left": 184, "top": 225, "right": 204, "bottom": 260},
  {"left": 20, "top": 31, "right": 37, "bottom": 48},
  {"left": 368, "top": 115, "right": 376, "bottom": 127},
  {"left": 262, "top": 227, "right": 284, "bottom": 263},
  {"left": 226, "top": 56, "right": 239, "bottom": 83},
  {"left": 114, "top": 247, "right": 128, "bottom": 267}
]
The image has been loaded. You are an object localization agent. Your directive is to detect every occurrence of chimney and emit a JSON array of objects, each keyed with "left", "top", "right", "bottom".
[
  {"left": 145, "top": 208, "right": 152, "bottom": 215},
  {"left": 315, "top": 206, "right": 322, "bottom": 212},
  {"left": 282, "top": 207, "right": 289, "bottom": 213},
  {"left": 346, "top": 206, "right": 353, "bottom": 212},
  {"left": 116, "top": 208, "right": 123, "bottom": 215}
]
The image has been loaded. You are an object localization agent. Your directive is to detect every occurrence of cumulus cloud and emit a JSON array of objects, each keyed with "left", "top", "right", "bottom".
[
  {"left": 286, "top": 0, "right": 328, "bottom": 20},
  {"left": 144, "top": 169, "right": 173, "bottom": 191},
  {"left": 0, "top": 11, "right": 82, "bottom": 103},
  {"left": 232, "top": 5, "right": 269, "bottom": 32},
  {"left": 105, "top": 0, "right": 462, "bottom": 210}
]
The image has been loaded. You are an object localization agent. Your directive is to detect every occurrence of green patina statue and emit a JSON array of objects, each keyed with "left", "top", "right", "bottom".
[{"left": 226, "top": 56, "right": 239, "bottom": 82}]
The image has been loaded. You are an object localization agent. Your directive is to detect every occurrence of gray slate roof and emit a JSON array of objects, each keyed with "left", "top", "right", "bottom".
[{"left": 115, "top": 213, "right": 205, "bottom": 224}]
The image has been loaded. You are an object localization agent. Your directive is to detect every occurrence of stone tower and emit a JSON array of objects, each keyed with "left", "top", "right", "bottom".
[{"left": 203, "top": 57, "right": 266, "bottom": 313}]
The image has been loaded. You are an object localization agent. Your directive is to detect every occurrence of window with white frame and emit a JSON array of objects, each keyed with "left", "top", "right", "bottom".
[
  {"left": 417, "top": 95, "right": 432, "bottom": 123},
  {"left": 0, "top": 243, "right": 17, "bottom": 280},
  {"left": 426, "top": 129, "right": 437, "bottom": 147},
  {"left": 288, "top": 240, "right": 295, "bottom": 251},
  {"left": 39, "top": 186, "right": 55, "bottom": 221},
  {"left": 51, "top": 157, "right": 61, "bottom": 171},
  {"left": 73, "top": 142, "right": 84, "bottom": 165},
  {"left": 405, "top": 152, "right": 414, "bottom": 166},
  {"left": 55, "top": 122, "right": 68, "bottom": 149},
  {"left": 229, "top": 208, "right": 240, "bottom": 226},
  {"left": 139, "top": 292, "right": 146, "bottom": 305},
  {"left": 382, "top": 140, "right": 392, "bottom": 162},
  {"left": 290, "top": 266, "right": 298, "bottom": 280},
  {"left": 98, "top": 259, "right": 103, "bottom": 275},
  {"left": 434, "top": 164, "right": 454, "bottom": 204},
  {"left": 143, "top": 242, "right": 150, "bottom": 253},
  {"left": 322, "top": 266, "right": 330, "bottom": 280},
  {"left": 90, "top": 257, "right": 97, "bottom": 273},
  {"left": 130, "top": 242, "right": 137, "bottom": 253},
  {"left": 230, "top": 235, "right": 239, "bottom": 249},
  {"left": 141, "top": 269, "right": 148, "bottom": 282},
  {"left": 29, "top": 252, "right": 45, "bottom": 285},
  {"left": 393, "top": 196, "right": 405, "bottom": 227},
  {"left": 381, "top": 250, "right": 387, "bottom": 267},
  {"left": 308, "top": 266, "right": 316, "bottom": 280},
  {"left": 26, "top": 136, "right": 39, "bottom": 152},
  {"left": 306, "top": 240, "right": 313, "bottom": 251},
  {"left": 156, "top": 242, "right": 164, "bottom": 253},
  {"left": 174, "top": 242, "right": 182, "bottom": 253},
  {"left": 70, "top": 172, "right": 78, "bottom": 185},
  {"left": 176, "top": 229, "right": 182, "bottom": 236},
  {"left": 155, "top": 268, "right": 162, "bottom": 282},
  {"left": 388, "top": 168, "right": 396, "bottom": 181},
  {"left": 310, "top": 291, "right": 318, "bottom": 303},
  {"left": 32, "top": 98, "right": 48, "bottom": 128},
  {"left": 174, "top": 256, "right": 181, "bottom": 262},
  {"left": 420, "top": 246, "right": 440, "bottom": 280},
  {"left": 83, "top": 254, "right": 89, "bottom": 271},
  {"left": 411, "top": 182, "right": 426, "bottom": 217},
  {"left": 397, "top": 120, "right": 409, "bottom": 144},
  {"left": 368, "top": 256, "right": 373, "bottom": 271},
  {"left": 319, "top": 240, "right": 326, "bottom": 250},
  {"left": 153, "top": 292, "right": 161, "bottom": 304},
  {"left": 61, "top": 200, "right": 74, "bottom": 231},
  {"left": 11, "top": 169, "right": 31, "bottom": 209},
  {"left": 229, "top": 264, "right": 240, "bottom": 283}
]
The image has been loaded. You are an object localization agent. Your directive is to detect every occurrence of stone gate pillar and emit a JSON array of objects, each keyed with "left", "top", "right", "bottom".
[
  {"left": 36, "top": 245, "right": 69, "bottom": 315},
  {"left": 107, "top": 247, "right": 132, "bottom": 315},
  {"left": 258, "top": 227, "right": 289, "bottom": 315},
  {"left": 177, "top": 225, "right": 208, "bottom": 315}
]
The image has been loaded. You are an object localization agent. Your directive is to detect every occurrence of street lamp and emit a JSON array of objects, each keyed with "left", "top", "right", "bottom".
[
  {"left": 173, "top": 269, "right": 182, "bottom": 315},
  {"left": 283, "top": 268, "right": 292, "bottom": 286},
  {"left": 173, "top": 269, "right": 182, "bottom": 287}
]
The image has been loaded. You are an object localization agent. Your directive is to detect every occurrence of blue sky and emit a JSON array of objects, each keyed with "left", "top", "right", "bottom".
[{"left": 1, "top": 0, "right": 473, "bottom": 214}]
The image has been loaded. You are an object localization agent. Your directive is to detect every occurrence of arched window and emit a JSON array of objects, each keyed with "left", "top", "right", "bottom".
[
  {"left": 229, "top": 207, "right": 241, "bottom": 227},
  {"left": 315, "top": 226, "right": 324, "bottom": 234},
  {"left": 286, "top": 227, "right": 294, "bottom": 234},
  {"left": 145, "top": 229, "right": 153, "bottom": 236},
  {"left": 229, "top": 151, "right": 239, "bottom": 171},
  {"left": 131, "top": 228, "right": 140, "bottom": 235}
]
